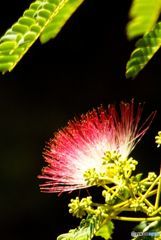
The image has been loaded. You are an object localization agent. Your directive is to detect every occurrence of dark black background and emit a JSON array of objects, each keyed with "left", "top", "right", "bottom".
[{"left": 0, "top": 0, "right": 160, "bottom": 239}]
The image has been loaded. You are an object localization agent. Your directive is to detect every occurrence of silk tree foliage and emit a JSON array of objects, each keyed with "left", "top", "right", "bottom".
[
  {"left": 1, "top": 0, "right": 161, "bottom": 77},
  {"left": 0, "top": 0, "right": 85, "bottom": 74},
  {"left": 126, "top": 0, "right": 161, "bottom": 78},
  {"left": 127, "top": 0, "right": 161, "bottom": 40}
]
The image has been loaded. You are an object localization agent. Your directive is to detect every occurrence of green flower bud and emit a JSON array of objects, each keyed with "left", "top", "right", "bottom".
[
  {"left": 155, "top": 131, "right": 161, "bottom": 147},
  {"left": 68, "top": 196, "right": 92, "bottom": 218}
]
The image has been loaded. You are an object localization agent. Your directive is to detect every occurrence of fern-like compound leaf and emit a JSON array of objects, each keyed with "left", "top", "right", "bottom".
[
  {"left": 0, "top": 0, "right": 84, "bottom": 74},
  {"left": 127, "top": 0, "right": 161, "bottom": 40},
  {"left": 56, "top": 225, "right": 91, "bottom": 240},
  {"left": 56, "top": 227, "right": 90, "bottom": 240},
  {"left": 40, "top": 0, "right": 84, "bottom": 43},
  {"left": 57, "top": 214, "right": 110, "bottom": 240},
  {"left": 126, "top": 21, "right": 161, "bottom": 79}
]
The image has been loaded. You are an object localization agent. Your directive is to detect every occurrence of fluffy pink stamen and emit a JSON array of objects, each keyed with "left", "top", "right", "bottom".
[{"left": 38, "top": 100, "right": 156, "bottom": 193}]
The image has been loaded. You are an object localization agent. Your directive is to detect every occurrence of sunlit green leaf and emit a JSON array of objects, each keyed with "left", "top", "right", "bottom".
[
  {"left": 95, "top": 221, "right": 114, "bottom": 240},
  {"left": 126, "top": 21, "right": 161, "bottom": 78},
  {"left": 0, "top": 0, "right": 84, "bottom": 74},
  {"left": 127, "top": 0, "right": 161, "bottom": 39},
  {"left": 40, "top": 0, "right": 85, "bottom": 43},
  {"left": 57, "top": 227, "right": 90, "bottom": 240}
]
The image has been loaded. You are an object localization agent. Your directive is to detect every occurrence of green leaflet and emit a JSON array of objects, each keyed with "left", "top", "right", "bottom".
[
  {"left": 40, "top": 0, "right": 85, "bottom": 43},
  {"left": 127, "top": 0, "right": 161, "bottom": 39},
  {"left": 0, "top": 0, "right": 84, "bottom": 74},
  {"left": 126, "top": 21, "right": 161, "bottom": 79},
  {"left": 57, "top": 227, "right": 90, "bottom": 240},
  {"left": 57, "top": 232, "right": 74, "bottom": 240},
  {"left": 95, "top": 221, "right": 114, "bottom": 240},
  {"left": 57, "top": 214, "right": 108, "bottom": 240}
]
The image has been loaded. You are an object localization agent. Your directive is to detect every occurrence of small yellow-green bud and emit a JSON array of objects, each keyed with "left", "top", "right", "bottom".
[
  {"left": 103, "top": 151, "right": 121, "bottom": 164},
  {"left": 146, "top": 206, "right": 154, "bottom": 215},
  {"left": 155, "top": 131, "right": 161, "bottom": 147},
  {"left": 102, "top": 191, "right": 112, "bottom": 203},
  {"left": 148, "top": 172, "right": 157, "bottom": 181}
]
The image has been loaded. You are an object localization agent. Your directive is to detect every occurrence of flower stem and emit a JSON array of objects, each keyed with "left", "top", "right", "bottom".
[
  {"left": 112, "top": 199, "right": 130, "bottom": 210},
  {"left": 146, "top": 189, "right": 157, "bottom": 197},
  {"left": 149, "top": 206, "right": 161, "bottom": 216},
  {"left": 113, "top": 216, "right": 161, "bottom": 222},
  {"left": 140, "top": 175, "right": 160, "bottom": 203},
  {"left": 138, "top": 192, "right": 154, "bottom": 208},
  {"left": 155, "top": 173, "right": 161, "bottom": 209}
]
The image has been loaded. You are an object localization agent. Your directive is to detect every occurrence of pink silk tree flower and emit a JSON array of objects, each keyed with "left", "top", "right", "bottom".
[{"left": 38, "top": 100, "right": 156, "bottom": 193}]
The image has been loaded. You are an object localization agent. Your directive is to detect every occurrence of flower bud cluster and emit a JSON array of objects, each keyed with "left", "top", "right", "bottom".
[{"left": 68, "top": 196, "right": 93, "bottom": 218}]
